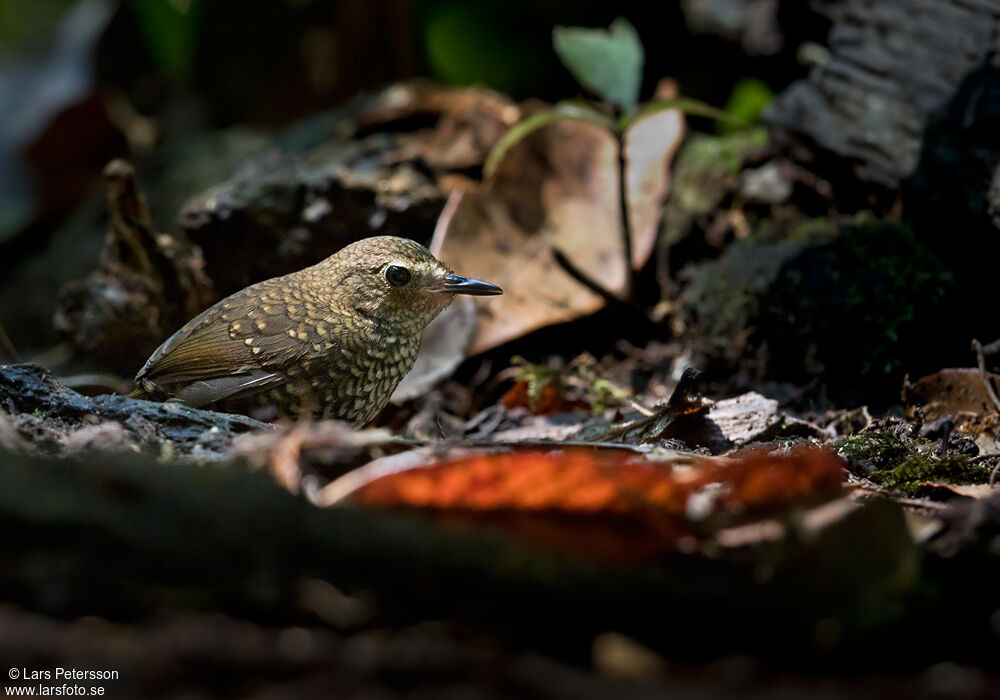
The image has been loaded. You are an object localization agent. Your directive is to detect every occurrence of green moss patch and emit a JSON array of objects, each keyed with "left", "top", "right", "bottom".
[{"left": 835, "top": 432, "right": 990, "bottom": 494}]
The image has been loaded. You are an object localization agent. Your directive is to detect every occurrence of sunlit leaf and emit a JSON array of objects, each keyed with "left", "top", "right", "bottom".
[
  {"left": 622, "top": 106, "right": 684, "bottom": 268},
  {"left": 553, "top": 18, "right": 644, "bottom": 111},
  {"left": 349, "top": 445, "right": 845, "bottom": 515},
  {"left": 332, "top": 445, "right": 847, "bottom": 561}
]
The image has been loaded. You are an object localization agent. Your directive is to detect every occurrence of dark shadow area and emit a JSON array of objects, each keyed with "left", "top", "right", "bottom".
[{"left": 904, "top": 56, "right": 1000, "bottom": 356}]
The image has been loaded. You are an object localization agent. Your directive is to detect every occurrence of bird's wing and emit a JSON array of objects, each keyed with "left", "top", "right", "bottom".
[
  {"left": 136, "top": 279, "right": 344, "bottom": 407},
  {"left": 171, "top": 369, "right": 283, "bottom": 407}
]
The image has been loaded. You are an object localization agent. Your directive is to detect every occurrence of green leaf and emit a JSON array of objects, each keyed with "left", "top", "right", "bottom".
[
  {"left": 633, "top": 97, "right": 747, "bottom": 128},
  {"left": 128, "top": 0, "right": 202, "bottom": 82},
  {"left": 483, "top": 103, "right": 614, "bottom": 177},
  {"left": 721, "top": 78, "right": 775, "bottom": 132},
  {"left": 423, "top": 3, "right": 521, "bottom": 95},
  {"left": 553, "top": 18, "right": 644, "bottom": 111}
]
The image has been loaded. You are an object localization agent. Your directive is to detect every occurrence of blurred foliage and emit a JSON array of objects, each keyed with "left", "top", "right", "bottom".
[
  {"left": 421, "top": 1, "right": 543, "bottom": 97},
  {"left": 721, "top": 77, "right": 774, "bottom": 132},
  {"left": 680, "top": 127, "right": 768, "bottom": 175},
  {"left": 126, "top": 0, "right": 202, "bottom": 82},
  {"left": 0, "top": 0, "right": 72, "bottom": 60},
  {"left": 553, "top": 18, "right": 643, "bottom": 111},
  {"left": 484, "top": 21, "right": 738, "bottom": 183},
  {"left": 0, "top": 0, "right": 796, "bottom": 128}
]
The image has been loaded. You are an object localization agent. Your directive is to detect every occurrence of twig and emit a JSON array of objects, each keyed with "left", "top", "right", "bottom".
[
  {"left": 971, "top": 339, "right": 1000, "bottom": 414},
  {"left": 551, "top": 246, "right": 651, "bottom": 322},
  {"left": 626, "top": 397, "right": 656, "bottom": 417},
  {"left": 971, "top": 339, "right": 1000, "bottom": 487},
  {"left": 548, "top": 130, "right": 646, "bottom": 316},
  {"left": 550, "top": 246, "right": 626, "bottom": 308},
  {"left": 0, "top": 321, "right": 22, "bottom": 363},
  {"left": 429, "top": 188, "right": 464, "bottom": 257},
  {"left": 592, "top": 367, "right": 705, "bottom": 442},
  {"left": 382, "top": 435, "right": 673, "bottom": 454},
  {"left": 617, "top": 133, "right": 636, "bottom": 301},
  {"left": 459, "top": 439, "right": 658, "bottom": 453}
]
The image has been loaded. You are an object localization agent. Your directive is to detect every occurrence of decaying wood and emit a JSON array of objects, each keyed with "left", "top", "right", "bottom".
[
  {"left": 53, "top": 161, "right": 215, "bottom": 373},
  {"left": 767, "top": 0, "right": 1000, "bottom": 188},
  {"left": 0, "top": 363, "right": 268, "bottom": 457}
]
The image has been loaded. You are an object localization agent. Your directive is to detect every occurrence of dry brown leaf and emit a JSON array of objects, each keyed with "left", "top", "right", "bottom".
[
  {"left": 903, "top": 368, "right": 1000, "bottom": 422},
  {"left": 433, "top": 109, "right": 684, "bottom": 355},
  {"left": 357, "top": 82, "right": 521, "bottom": 171}
]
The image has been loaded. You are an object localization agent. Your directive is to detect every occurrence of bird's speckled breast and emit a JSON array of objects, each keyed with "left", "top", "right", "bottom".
[{"left": 257, "top": 329, "right": 421, "bottom": 424}]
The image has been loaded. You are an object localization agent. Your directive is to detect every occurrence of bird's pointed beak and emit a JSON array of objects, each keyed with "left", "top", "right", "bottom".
[{"left": 439, "top": 273, "right": 503, "bottom": 296}]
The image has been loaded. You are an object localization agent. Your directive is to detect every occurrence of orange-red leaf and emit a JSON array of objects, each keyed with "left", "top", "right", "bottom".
[{"left": 345, "top": 445, "right": 846, "bottom": 561}]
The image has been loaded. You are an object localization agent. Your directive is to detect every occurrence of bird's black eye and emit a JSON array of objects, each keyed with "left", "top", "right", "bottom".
[{"left": 384, "top": 265, "right": 411, "bottom": 287}]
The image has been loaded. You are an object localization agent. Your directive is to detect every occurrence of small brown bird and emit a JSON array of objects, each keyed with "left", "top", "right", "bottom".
[{"left": 132, "top": 236, "right": 501, "bottom": 424}]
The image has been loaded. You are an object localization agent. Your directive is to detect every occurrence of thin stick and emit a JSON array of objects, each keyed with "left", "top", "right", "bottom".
[
  {"left": 550, "top": 246, "right": 625, "bottom": 308},
  {"left": 590, "top": 367, "right": 704, "bottom": 442},
  {"left": 429, "top": 188, "right": 463, "bottom": 257},
  {"left": 970, "top": 339, "right": 1000, "bottom": 487},
  {"left": 626, "top": 397, "right": 656, "bottom": 417},
  {"left": 971, "top": 339, "right": 1000, "bottom": 414},
  {"left": 549, "top": 132, "right": 639, "bottom": 311},
  {"left": 617, "top": 133, "right": 636, "bottom": 301}
]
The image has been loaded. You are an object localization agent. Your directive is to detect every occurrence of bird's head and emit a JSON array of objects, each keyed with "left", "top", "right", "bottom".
[{"left": 320, "top": 236, "right": 502, "bottom": 332}]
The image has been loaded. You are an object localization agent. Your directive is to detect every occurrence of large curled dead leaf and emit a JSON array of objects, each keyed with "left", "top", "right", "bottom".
[
  {"left": 322, "top": 445, "right": 845, "bottom": 561},
  {"left": 433, "top": 108, "right": 684, "bottom": 355},
  {"left": 903, "top": 368, "right": 1000, "bottom": 421},
  {"left": 356, "top": 81, "right": 521, "bottom": 172},
  {"left": 902, "top": 367, "right": 1000, "bottom": 454}
]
